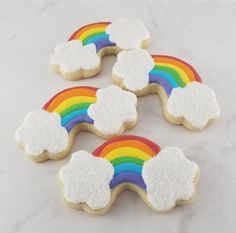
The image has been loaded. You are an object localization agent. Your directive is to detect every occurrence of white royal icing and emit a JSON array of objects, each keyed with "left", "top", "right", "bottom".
[
  {"left": 167, "top": 82, "right": 220, "bottom": 129},
  {"left": 112, "top": 48, "right": 154, "bottom": 91},
  {"left": 88, "top": 85, "right": 137, "bottom": 135},
  {"left": 106, "top": 18, "right": 150, "bottom": 50},
  {"left": 142, "top": 147, "right": 198, "bottom": 211},
  {"left": 59, "top": 151, "right": 114, "bottom": 209},
  {"left": 15, "top": 110, "right": 69, "bottom": 156},
  {"left": 50, "top": 40, "right": 100, "bottom": 73}
]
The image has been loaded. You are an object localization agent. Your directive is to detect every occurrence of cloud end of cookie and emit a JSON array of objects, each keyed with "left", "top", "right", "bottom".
[
  {"left": 50, "top": 40, "right": 100, "bottom": 73},
  {"left": 88, "top": 85, "right": 137, "bottom": 135},
  {"left": 142, "top": 147, "right": 198, "bottom": 211},
  {"left": 59, "top": 151, "right": 114, "bottom": 209},
  {"left": 15, "top": 110, "right": 69, "bottom": 156},
  {"left": 167, "top": 82, "right": 220, "bottom": 129},
  {"left": 106, "top": 18, "right": 150, "bottom": 50},
  {"left": 113, "top": 49, "right": 154, "bottom": 91}
]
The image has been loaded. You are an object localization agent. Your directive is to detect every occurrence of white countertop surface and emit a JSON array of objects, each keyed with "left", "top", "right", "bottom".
[{"left": 1, "top": 0, "right": 235, "bottom": 232}]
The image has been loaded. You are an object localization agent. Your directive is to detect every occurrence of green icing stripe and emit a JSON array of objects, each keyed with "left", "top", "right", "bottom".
[
  {"left": 82, "top": 32, "right": 106, "bottom": 44},
  {"left": 60, "top": 102, "right": 93, "bottom": 117},
  {"left": 111, "top": 157, "right": 144, "bottom": 167},
  {"left": 155, "top": 65, "right": 186, "bottom": 87}
]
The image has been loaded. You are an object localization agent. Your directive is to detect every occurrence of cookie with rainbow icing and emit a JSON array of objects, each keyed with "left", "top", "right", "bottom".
[
  {"left": 59, "top": 135, "right": 199, "bottom": 214},
  {"left": 50, "top": 18, "right": 150, "bottom": 80},
  {"left": 112, "top": 49, "right": 220, "bottom": 130},
  {"left": 15, "top": 85, "right": 137, "bottom": 162}
]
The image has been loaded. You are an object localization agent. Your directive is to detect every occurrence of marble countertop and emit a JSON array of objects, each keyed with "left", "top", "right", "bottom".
[{"left": 0, "top": 0, "right": 235, "bottom": 233}]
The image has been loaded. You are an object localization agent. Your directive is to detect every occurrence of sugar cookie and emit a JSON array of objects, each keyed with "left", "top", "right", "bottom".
[
  {"left": 50, "top": 19, "right": 150, "bottom": 80},
  {"left": 15, "top": 85, "right": 137, "bottom": 162},
  {"left": 112, "top": 49, "right": 220, "bottom": 130},
  {"left": 59, "top": 135, "right": 199, "bottom": 214}
]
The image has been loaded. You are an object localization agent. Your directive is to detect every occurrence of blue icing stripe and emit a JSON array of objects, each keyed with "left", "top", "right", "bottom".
[
  {"left": 61, "top": 108, "right": 88, "bottom": 126},
  {"left": 94, "top": 38, "right": 116, "bottom": 52},
  {"left": 114, "top": 163, "right": 142, "bottom": 176},
  {"left": 149, "top": 69, "right": 179, "bottom": 88},
  {"left": 84, "top": 34, "right": 109, "bottom": 44}
]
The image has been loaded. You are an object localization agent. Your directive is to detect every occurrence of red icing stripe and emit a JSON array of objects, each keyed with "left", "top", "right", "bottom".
[
  {"left": 152, "top": 55, "right": 202, "bottom": 83},
  {"left": 92, "top": 135, "right": 161, "bottom": 156},
  {"left": 43, "top": 86, "right": 98, "bottom": 110},
  {"left": 68, "top": 22, "right": 111, "bottom": 41}
]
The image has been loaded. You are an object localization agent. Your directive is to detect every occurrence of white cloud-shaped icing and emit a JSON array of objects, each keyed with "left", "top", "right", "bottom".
[
  {"left": 50, "top": 40, "right": 100, "bottom": 73},
  {"left": 112, "top": 48, "right": 154, "bottom": 91},
  {"left": 167, "top": 82, "right": 220, "bottom": 129},
  {"left": 142, "top": 147, "right": 199, "bottom": 211},
  {"left": 59, "top": 151, "right": 114, "bottom": 209},
  {"left": 106, "top": 18, "right": 150, "bottom": 50},
  {"left": 88, "top": 85, "right": 137, "bottom": 135},
  {"left": 15, "top": 110, "right": 69, "bottom": 156}
]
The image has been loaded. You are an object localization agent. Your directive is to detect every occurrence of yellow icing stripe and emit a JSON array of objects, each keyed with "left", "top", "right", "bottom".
[
  {"left": 78, "top": 27, "right": 107, "bottom": 41},
  {"left": 104, "top": 147, "right": 152, "bottom": 161},
  {"left": 54, "top": 96, "right": 96, "bottom": 113},
  {"left": 156, "top": 62, "right": 191, "bottom": 84}
]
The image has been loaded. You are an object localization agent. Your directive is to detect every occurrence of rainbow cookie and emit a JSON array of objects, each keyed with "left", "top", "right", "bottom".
[
  {"left": 59, "top": 135, "right": 200, "bottom": 214},
  {"left": 15, "top": 85, "right": 137, "bottom": 162},
  {"left": 112, "top": 49, "right": 220, "bottom": 130},
  {"left": 50, "top": 19, "right": 150, "bottom": 80}
]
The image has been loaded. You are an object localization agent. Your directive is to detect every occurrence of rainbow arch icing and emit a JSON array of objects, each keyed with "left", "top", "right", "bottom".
[
  {"left": 92, "top": 135, "right": 161, "bottom": 190},
  {"left": 69, "top": 22, "right": 116, "bottom": 52},
  {"left": 43, "top": 86, "right": 98, "bottom": 132},
  {"left": 149, "top": 55, "right": 202, "bottom": 96}
]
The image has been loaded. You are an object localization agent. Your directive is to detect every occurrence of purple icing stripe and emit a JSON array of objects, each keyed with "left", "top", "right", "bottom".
[
  {"left": 149, "top": 74, "right": 173, "bottom": 96},
  {"left": 64, "top": 115, "right": 94, "bottom": 132},
  {"left": 109, "top": 172, "right": 147, "bottom": 190},
  {"left": 94, "top": 38, "right": 116, "bottom": 52}
]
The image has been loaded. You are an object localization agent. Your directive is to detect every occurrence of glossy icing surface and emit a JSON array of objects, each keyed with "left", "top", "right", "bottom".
[
  {"left": 149, "top": 55, "right": 202, "bottom": 96},
  {"left": 92, "top": 135, "right": 161, "bottom": 190},
  {"left": 43, "top": 86, "right": 97, "bottom": 132}
]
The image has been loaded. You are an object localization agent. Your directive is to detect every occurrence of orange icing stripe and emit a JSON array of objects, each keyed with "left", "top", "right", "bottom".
[
  {"left": 69, "top": 22, "right": 110, "bottom": 40},
  {"left": 98, "top": 140, "right": 157, "bottom": 157},
  {"left": 153, "top": 56, "right": 197, "bottom": 82},
  {"left": 92, "top": 135, "right": 161, "bottom": 157},
  {"left": 45, "top": 87, "right": 97, "bottom": 112}
]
